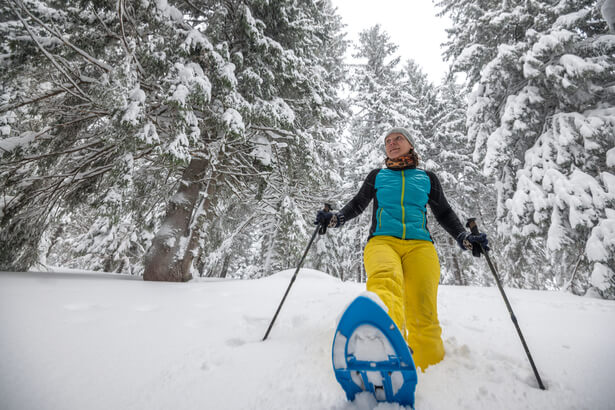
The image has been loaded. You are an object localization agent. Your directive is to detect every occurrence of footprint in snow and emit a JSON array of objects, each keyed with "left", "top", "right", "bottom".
[
  {"left": 292, "top": 314, "right": 308, "bottom": 327},
  {"left": 200, "top": 359, "right": 222, "bottom": 371},
  {"left": 226, "top": 338, "right": 246, "bottom": 347},
  {"left": 242, "top": 315, "right": 267, "bottom": 325}
]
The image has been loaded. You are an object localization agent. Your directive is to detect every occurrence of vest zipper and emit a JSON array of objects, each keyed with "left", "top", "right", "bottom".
[{"left": 401, "top": 170, "right": 406, "bottom": 239}]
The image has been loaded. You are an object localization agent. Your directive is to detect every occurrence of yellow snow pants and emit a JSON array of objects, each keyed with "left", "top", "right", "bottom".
[{"left": 363, "top": 236, "right": 445, "bottom": 371}]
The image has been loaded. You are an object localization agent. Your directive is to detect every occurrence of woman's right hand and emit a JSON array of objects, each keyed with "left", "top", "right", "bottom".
[
  {"left": 456, "top": 231, "right": 489, "bottom": 257},
  {"left": 315, "top": 211, "right": 344, "bottom": 228}
]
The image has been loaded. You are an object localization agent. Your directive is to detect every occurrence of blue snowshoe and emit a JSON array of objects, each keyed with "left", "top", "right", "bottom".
[{"left": 332, "top": 294, "right": 417, "bottom": 408}]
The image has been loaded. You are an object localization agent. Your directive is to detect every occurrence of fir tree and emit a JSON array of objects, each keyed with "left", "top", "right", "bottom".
[
  {"left": 0, "top": 0, "right": 348, "bottom": 282},
  {"left": 0, "top": 0, "right": 209, "bottom": 272},
  {"left": 143, "top": 0, "right": 349, "bottom": 280},
  {"left": 438, "top": 0, "right": 615, "bottom": 297}
]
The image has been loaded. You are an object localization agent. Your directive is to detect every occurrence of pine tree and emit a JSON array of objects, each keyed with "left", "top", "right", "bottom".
[
  {"left": 0, "top": 0, "right": 348, "bottom": 281},
  {"left": 144, "top": 0, "right": 349, "bottom": 280},
  {"left": 438, "top": 0, "right": 615, "bottom": 297},
  {"left": 1, "top": 0, "right": 211, "bottom": 272},
  {"left": 427, "top": 78, "right": 495, "bottom": 287}
]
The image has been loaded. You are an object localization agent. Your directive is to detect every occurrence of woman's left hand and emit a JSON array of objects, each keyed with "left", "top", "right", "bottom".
[
  {"left": 456, "top": 232, "right": 490, "bottom": 257},
  {"left": 315, "top": 210, "right": 344, "bottom": 228}
]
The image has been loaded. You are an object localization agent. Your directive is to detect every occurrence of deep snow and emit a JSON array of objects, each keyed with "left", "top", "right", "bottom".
[{"left": 1, "top": 269, "right": 614, "bottom": 410}]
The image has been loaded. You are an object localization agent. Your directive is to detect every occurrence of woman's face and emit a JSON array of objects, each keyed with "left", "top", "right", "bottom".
[{"left": 384, "top": 133, "right": 413, "bottom": 159}]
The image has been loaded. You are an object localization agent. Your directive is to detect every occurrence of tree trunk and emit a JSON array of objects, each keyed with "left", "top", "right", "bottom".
[
  {"left": 262, "top": 202, "right": 282, "bottom": 275},
  {"left": 449, "top": 236, "right": 465, "bottom": 285},
  {"left": 219, "top": 253, "right": 231, "bottom": 278},
  {"left": 143, "top": 157, "right": 209, "bottom": 282},
  {"left": 179, "top": 177, "right": 217, "bottom": 279}
]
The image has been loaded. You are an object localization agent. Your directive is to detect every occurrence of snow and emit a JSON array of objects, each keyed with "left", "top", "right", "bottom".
[
  {"left": 154, "top": 0, "right": 183, "bottom": 23},
  {"left": 182, "top": 30, "right": 213, "bottom": 53},
  {"left": 454, "top": 44, "right": 484, "bottom": 69},
  {"left": 558, "top": 54, "right": 604, "bottom": 77},
  {"left": 170, "top": 63, "right": 213, "bottom": 106},
  {"left": 122, "top": 101, "right": 142, "bottom": 125},
  {"left": 333, "top": 332, "right": 348, "bottom": 369},
  {"left": 1, "top": 269, "right": 614, "bottom": 410},
  {"left": 593, "top": 34, "right": 615, "bottom": 47},
  {"left": 591, "top": 263, "right": 613, "bottom": 291},
  {"left": 554, "top": 10, "right": 590, "bottom": 29},
  {"left": 347, "top": 324, "right": 396, "bottom": 362},
  {"left": 607, "top": 147, "right": 615, "bottom": 168},
  {"left": 0, "top": 131, "right": 37, "bottom": 152},
  {"left": 529, "top": 29, "right": 575, "bottom": 59},
  {"left": 137, "top": 122, "right": 160, "bottom": 145},
  {"left": 251, "top": 135, "right": 273, "bottom": 166},
  {"left": 223, "top": 108, "right": 245, "bottom": 135},
  {"left": 219, "top": 62, "right": 238, "bottom": 87},
  {"left": 171, "top": 84, "right": 190, "bottom": 106},
  {"left": 586, "top": 216, "right": 615, "bottom": 263}
]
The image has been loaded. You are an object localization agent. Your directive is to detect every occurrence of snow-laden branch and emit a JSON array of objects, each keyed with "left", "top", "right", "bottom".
[
  {"left": 9, "top": 1, "right": 91, "bottom": 102},
  {"left": 13, "top": 0, "right": 113, "bottom": 73},
  {"left": 0, "top": 81, "right": 86, "bottom": 113},
  {"left": 118, "top": 0, "right": 144, "bottom": 76}
]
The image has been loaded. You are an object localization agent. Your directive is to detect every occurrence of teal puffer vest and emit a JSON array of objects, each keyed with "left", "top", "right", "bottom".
[{"left": 373, "top": 168, "right": 431, "bottom": 241}]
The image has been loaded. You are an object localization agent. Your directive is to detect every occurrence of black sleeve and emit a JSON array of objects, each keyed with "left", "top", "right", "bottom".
[
  {"left": 426, "top": 171, "right": 466, "bottom": 239},
  {"left": 339, "top": 169, "right": 379, "bottom": 221}
]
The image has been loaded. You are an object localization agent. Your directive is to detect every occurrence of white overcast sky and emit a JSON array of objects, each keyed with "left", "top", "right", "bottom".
[{"left": 330, "top": 0, "right": 452, "bottom": 83}]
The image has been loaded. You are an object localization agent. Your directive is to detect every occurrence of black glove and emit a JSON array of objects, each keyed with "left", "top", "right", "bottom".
[
  {"left": 456, "top": 231, "right": 490, "bottom": 257},
  {"left": 314, "top": 210, "right": 344, "bottom": 228}
]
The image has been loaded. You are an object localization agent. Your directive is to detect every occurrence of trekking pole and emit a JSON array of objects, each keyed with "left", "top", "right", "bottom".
[
  {"left": 466, "top": 218, "right": 547, "bottom": 390},
  {"left": 262, "top": 204, "right": 331, "bottom": 341}
]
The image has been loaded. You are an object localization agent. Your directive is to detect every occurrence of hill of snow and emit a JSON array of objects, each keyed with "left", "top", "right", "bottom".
[{"left": 1, "top": 269, "right": 614, "bottom": 410}]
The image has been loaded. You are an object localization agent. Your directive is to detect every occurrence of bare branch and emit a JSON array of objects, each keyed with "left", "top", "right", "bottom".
[
  {"left": 118, "top": 0, "right": 145, "bottom": 76},
  {"left": 2, "top": 139, "right": 103, "bottom": 165},
  {"left": 0, "top": 82, "right": 85, "bottom": 113}
]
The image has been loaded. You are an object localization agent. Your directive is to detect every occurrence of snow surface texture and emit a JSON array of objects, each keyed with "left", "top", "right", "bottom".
[{"left": 1, "top": 269, "right": 614, "bottom": 410}]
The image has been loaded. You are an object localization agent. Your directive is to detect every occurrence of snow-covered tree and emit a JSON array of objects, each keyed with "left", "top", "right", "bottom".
[
  {"left": 142, "top": 0, "right": 349, "bottom": 280},
  {"left": 438, "top": 0, "right": 615, "bottom": 297},
  {"left": 0, "top": 0, "right": 209, "bottom": 272},
  {"left": 426, "top": 78, "right": 496, "bottom": 287},
  {"left": 0, "top": 0, "right": 348, "bottom": 282},
  {"left": 347, "top": 25, "right": 421, "bottom": 170}
]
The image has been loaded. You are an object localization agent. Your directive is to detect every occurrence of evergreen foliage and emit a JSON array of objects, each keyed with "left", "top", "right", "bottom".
[
  {"left": 0, "top": 0, "right": 348, "bottom": 280},
  {"left": 438, "top": 0, "right": 615, "bottom": 297},
  {"left": 2, "top": 1, "right": 613, "bottom": 299}
]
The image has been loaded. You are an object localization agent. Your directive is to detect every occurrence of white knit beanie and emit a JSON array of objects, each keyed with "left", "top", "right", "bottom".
[{"left": 383, "top": 127, "right": 417, "bottom": 152}]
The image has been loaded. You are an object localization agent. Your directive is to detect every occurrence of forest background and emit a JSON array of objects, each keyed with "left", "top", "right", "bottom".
[{"left": 1, "top": 0, "right": 614, "bottom": 299}]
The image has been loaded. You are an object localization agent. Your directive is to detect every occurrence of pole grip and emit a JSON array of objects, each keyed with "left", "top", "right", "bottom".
[
  {"left": 466, "top": 218, "right": 480, "bottom": 235},
  {"left": 318, "top": 203, "right": 332, "bottom": 235}
]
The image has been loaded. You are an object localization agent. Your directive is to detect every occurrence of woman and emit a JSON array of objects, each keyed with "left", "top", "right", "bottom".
[{"left": 316, "top": 127, "right": 489, "bottom": 370}]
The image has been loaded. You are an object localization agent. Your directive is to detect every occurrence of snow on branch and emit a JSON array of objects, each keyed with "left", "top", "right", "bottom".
[{"left": 13, "top": 0, "right": 112, "bottom": 73}]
